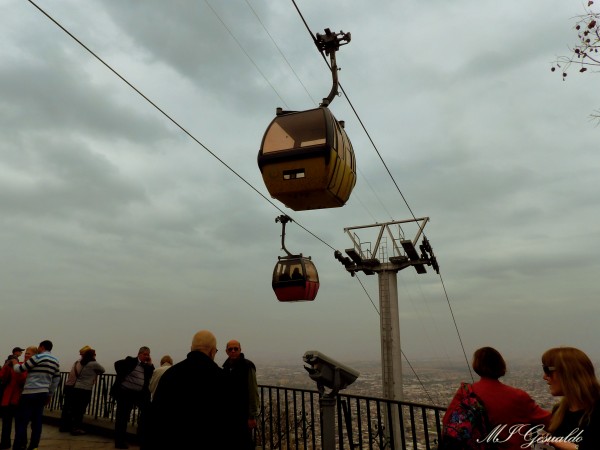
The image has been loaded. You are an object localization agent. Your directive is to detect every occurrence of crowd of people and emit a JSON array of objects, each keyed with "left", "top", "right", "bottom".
[
  {"left": 0, "top": 341, "right": 60, "bottom": 450},
  {"left": 0, "top": 331, "right": 258, "bottom": 450},
  {"left": 440, "top": 346, "right": 600, "bottom": 450},
  {"left": 1, "top": 336, "right": 598, "bottom": 449},
  {"left": 107, "top": 332, "right": 258, "bottom": 449}
]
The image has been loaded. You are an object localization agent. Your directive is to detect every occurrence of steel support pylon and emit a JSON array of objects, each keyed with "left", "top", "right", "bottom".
[{"left": 335, "top": 218, "right": 439, "bottom": 449}]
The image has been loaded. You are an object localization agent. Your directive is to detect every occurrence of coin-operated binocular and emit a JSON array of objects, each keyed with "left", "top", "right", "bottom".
[
  {"left": 303, "top": 350, "right": 360, "bottom": 450},
  {"left": 303, "top": 350, "right": 359, "bottom": 396}
]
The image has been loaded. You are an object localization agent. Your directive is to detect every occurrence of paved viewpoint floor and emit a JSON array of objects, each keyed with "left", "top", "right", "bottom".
[
  {"left": 0, "top": 421, "right": 140, "bottom": 450},
  {"left": 27, "top": 424, "right": 139, "bottom": 450}
]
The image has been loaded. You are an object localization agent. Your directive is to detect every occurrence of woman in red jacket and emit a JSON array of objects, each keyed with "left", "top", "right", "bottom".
[{"left": 442, "top": 347, "right": 551, "bottom": 450}]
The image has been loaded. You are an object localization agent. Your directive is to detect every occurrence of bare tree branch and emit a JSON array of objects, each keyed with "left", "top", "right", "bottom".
[{"left": 552, "top": 1, "right": 600, "bottom": 121}]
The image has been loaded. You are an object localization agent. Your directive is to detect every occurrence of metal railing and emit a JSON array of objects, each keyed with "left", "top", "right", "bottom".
[
  {"left": 257, "top": 385, "right": 445, "bottom": 450},
  {"left": 49, "top": 372, "right": 124, "bottom": 423},
  {"left": 49, "top": 373, "right": 445, "bottom": 449}
]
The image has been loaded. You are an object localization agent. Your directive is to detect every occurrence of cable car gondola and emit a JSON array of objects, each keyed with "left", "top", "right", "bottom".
[
  {"left": 258, "top": 106, "right": 356, "bottom": 211},
  {"left": 257, "top": 29, "right": 355, "bottom": 211},
  {"left": 272, "top": 215, "right": 319, "bottom": 302}
]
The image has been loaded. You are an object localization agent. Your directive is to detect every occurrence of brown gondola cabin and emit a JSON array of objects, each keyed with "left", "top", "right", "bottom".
[{"left": 258, "top": 107, "right": 356, "bottom": 211}]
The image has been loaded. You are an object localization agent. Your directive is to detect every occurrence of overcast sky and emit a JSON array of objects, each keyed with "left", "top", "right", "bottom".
[{"left": 2, "top": 0, "right": 599, "bottom": 386}]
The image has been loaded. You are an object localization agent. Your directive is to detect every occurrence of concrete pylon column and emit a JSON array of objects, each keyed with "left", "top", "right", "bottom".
[
  {"left": 378, "top": 266, "right": 403, "bottom": 448},
  {"left": 378, "top": 266, "right": 403, "bottom": 401}
]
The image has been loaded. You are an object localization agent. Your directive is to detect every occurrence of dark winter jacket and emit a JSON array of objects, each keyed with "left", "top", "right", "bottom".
[
  {"left": 147, "top": 351, "right": 230, "bottom": 449},
  {"left": 111, "top": 356, "right": 154, "bottom": 400}
]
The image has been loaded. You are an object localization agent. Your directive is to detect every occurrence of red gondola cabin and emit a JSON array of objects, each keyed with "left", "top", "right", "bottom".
[{"left": 272, "top": 257, "right": 319, "bottom": 302}]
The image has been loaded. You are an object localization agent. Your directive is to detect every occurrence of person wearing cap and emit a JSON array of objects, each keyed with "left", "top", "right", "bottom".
[
  {"left": 0, "top": 345, "right": 37, "bottom": 449},
  {"left": 59, "top": 345, "right": 93, "bottom": 433},
  {"left": 7, "top": 347, "right": 24, "bottom": 363}
]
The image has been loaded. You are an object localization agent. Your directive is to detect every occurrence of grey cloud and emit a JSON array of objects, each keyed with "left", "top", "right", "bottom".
[{"left": 2, "top": 0, "right": 600, "bottom": 374}]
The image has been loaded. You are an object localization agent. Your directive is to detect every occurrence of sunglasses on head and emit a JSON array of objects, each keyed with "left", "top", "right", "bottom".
[
  {"left": 227, "top": 347, "right": 240, "bottom": 352},
  {"left": 542, "top": 365, "right": 556, "bottom": 376}
]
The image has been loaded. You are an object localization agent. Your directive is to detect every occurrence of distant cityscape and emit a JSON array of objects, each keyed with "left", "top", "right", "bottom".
[{"left": 256, "top": 359, "right": 556, "bottom": 410}]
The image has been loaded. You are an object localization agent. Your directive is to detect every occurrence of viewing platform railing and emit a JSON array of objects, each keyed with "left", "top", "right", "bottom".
[{"left": 49, "top": 372, "right": 445, "bottom": 449}]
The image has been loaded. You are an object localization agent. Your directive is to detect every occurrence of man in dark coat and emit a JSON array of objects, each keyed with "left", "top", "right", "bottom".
[
  {"left": 147, "top": 330, "right": 229, "bottom": 449},
  {"left": 112, "top": 346, "right": 154, "bottom": 449},
  {"left": 223, "top": 339, "right": 259, "bottom": 450}
]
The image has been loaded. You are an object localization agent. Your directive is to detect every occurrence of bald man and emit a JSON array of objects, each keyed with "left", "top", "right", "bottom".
[
  {"left": 147, "top": 330, "right": 229, "bottom": 449},
  {"left": 223, "top": 339, "right": 259, "bottom": 450}
]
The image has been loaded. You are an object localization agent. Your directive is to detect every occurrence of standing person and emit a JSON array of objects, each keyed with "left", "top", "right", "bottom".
[
  {"left": 148, "top": 355, "right": 173, "bottom": 399},
  {"left": 223, "top": 339, "right": 259, "bottom": 450},
  {"left": 441, "top": 347, "right": 550, "bottom": 450},
  {"left": 70, "top": 348, "right": 105, "bottom": 435},
  {"left": 59, "top": 345, "right": 92, "bottom": 433},
  {"left": 0, "top": 348, "right": 23, "bottom": 422},
  {"left": 11, "top": 340, "right": 60, "bottom": 450},
  {"left": 147, "top": 330, "right": 229, "bottom": 449},
  {"left": 7, "top": 348, "right": 24, "bottom": 363},
  {"left": 112, "top": 346, "right": 154, "bottom": 449},
  {"left": 0, "top": 346, "right": 37, "bottom": 449},
  {"left": 541, "top": 347, "right": 600, "bottom": 450}
]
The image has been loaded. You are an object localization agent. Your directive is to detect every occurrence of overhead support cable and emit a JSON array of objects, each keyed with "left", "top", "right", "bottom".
[
  {"left": 30, "top": 0, "right": 472, "bottom": 392},
  {"left": 26, "top": 0, "right": 334, "bottom": 253},
  {"left": 242, "top": 0, "right": 318, "bottom": 106},
  {"left": 439, "top": 273, "right": 474, "bottom": 382},
  {"left": 290, "top": 0, "right": 473, "bottom": 386},
  {"left": 356, "top": 273, "right": 441, "bottom": 406},
  {"left": 290, "top": 0, "right": 418, "bottom": 222},
  {"left": 204, "top": 0, "right": 289, "bottom": 109}
]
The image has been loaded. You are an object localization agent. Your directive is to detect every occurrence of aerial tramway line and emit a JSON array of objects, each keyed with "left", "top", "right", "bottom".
[
  {"left": 28, "top": 2, "right": 465, "bottom": 412},
  {"left": 260, "top": 29, "right": 355, "bottom": 302}
]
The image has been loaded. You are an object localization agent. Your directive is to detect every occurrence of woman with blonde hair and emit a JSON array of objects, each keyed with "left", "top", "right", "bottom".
[
  {"left": 0, "top": 346, "right": 37, "bottom": 449},
  {"left": 69, "top": 348, "right": 105, "bottom": 435},
  {"left": 541, "top": 347, "right": 600, "bottom": 450}
]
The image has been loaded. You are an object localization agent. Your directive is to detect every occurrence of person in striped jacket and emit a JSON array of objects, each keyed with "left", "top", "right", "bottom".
[{"left": 10, "top": 340, "right": 60, "bottom": 450}]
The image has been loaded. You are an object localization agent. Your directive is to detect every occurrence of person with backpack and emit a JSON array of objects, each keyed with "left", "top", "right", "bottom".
[{"left": 439, "top": 347, "right": 551, "bottom": 450}]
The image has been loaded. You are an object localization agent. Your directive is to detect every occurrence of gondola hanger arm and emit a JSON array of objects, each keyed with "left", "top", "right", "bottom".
[
  {"left": 276, "top": 215, "right": 294, "bottom": 257},
  {"left": 315, "top": 29, "right": 351, "bottom": 107}
]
